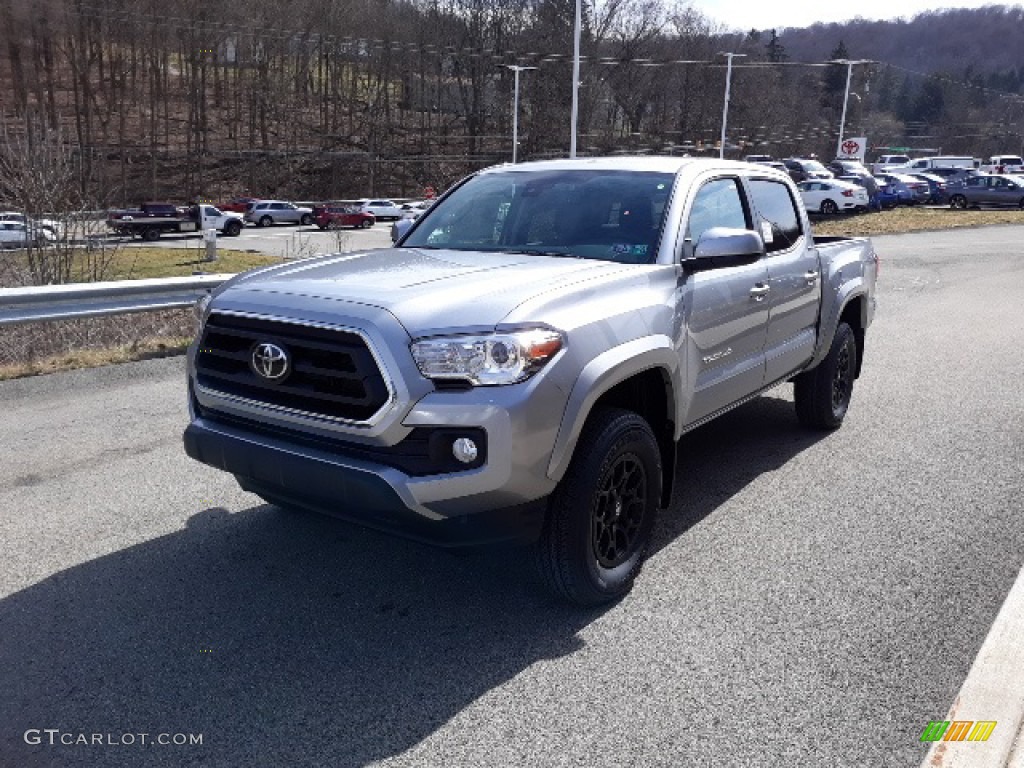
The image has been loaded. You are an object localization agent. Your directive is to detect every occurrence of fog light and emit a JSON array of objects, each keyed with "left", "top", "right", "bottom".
[{"left": 452, "top": 437, "right": 478, "bottom": 464}]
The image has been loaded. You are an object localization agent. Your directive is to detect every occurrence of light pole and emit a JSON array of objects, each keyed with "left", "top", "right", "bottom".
[
  {"left": 504, "top": 65, "right": 536, "bottom": 164},
  {"left": 832, "top": 59, "right": 872, "bottom": 157},
  {"left": 569, "top": 0, "right": 582, "bottom": 158},
  {"left": 718, "top": 52, "right": 746, "bottom": 159}
]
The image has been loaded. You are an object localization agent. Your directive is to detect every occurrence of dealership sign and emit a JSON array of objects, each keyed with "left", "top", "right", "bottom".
[{"left": 837, "top": 137, "right": 867, "bottom": 161}]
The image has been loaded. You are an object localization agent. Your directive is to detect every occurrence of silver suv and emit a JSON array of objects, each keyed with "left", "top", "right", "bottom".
[{"left": 244, "top": 201, "right": 314, "bottom": 227}]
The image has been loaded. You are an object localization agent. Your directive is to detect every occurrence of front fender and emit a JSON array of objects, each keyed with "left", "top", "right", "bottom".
[{"left": 546, "top": 335, "right": 680, "bottom": 482}]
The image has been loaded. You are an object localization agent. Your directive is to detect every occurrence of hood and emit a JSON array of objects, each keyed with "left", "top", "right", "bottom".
[{"left": 222, "top": 247, "right": 631, "bottom": 336}]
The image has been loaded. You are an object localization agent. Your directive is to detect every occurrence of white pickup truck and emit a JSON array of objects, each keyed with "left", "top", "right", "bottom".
[
  {"left": 979, "top": 155, "right": 1024, "bottom": 174},
  {"left": 185, "top": 157, "right": 878, "bottom": 605}
]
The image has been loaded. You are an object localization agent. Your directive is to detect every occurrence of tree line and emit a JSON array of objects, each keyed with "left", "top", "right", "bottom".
[{"left": 1, "top": 0, "right": 1022, "bottom": 206}]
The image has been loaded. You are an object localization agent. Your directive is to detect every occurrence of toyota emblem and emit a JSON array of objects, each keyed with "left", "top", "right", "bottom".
[{"left": 250, "top": 342, "right": 290, "bottom": 381}]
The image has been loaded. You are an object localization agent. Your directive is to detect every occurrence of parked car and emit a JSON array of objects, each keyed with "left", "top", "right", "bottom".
[
  {"left": 906, "top": 172, "right": 950, "bottom": 204},
  {"left": 828, "top": 159, "right": 871, "bottom": 178},
  {"left": 0, "top": 221, "right": 56, "bottom": 248},
  {"left": 752, "top": 160, "right": 790, "bottom": 173},
  {"left": 244, "top": 201, "right": 315, "bottom": 227},
  {"left": 313, "top": 204, "right": 376, "bottom": 230},
  {"left": 891, "top": 155, "right": 975, "bottom": 173},
  {"left": 743, "top": 154, "right": 774, "bottom": 163},
  {"left": 871, "top": 154, "right": 911, "bottom": 175},
  {"left": 219, "top": 196, "right": 258, "bottom": 213},
  {"left": 875, "top": 173, "right": 930, "bottom": 205},
  {"left": 837, "top": 175, "right": 898, "bottom": 210},
  {"left": 353, "top": 199, "right": 405, "bottom": 221},
  {"left": 979, "top": 155, "right": 1024, "bottom": 174},
  {"left": 928, "top": 167, "right": 983, "bottom": 185},
  {"left": 783, "top": 158, "right": 834, "bottom": 183},
  {"left": 0, "top": 211, "right": 66, "bottom": 240},
  {"left": 797, "top": 178, "right": 870, "bottom": 214},
  {"left": 947, "top": 174, "right": 1024, "bottom": 209}
]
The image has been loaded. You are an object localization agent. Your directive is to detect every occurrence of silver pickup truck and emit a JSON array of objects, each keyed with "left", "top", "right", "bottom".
[{"left": 184, "top": 157, "right": 878, "bottom": 605}]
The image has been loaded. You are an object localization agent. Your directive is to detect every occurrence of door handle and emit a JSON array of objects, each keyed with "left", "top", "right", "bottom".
[
  {"left": 804, "top": 270, "right": 819, "bottom": 285},
  {"left": 749, "top": 284, "right": 771, "bottom": 301}
]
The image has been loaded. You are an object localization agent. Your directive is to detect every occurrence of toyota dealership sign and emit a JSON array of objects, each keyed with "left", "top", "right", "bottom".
[{"left": 837, "top": 137, "right": 867, "bottom": 161}]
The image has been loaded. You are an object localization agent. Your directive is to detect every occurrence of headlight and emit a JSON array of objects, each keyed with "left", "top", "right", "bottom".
[{"left": 410, "top": 329, "right": 563, "bottom": 386}]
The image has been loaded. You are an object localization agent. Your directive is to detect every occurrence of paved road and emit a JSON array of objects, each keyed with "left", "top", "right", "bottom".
[{"left": 0, "top": 226, "right": 1022, "bottom": 767}]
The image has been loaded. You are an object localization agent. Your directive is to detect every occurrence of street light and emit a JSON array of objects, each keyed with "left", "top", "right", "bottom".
[
  {"left": 718, "top": 52, "right": 746, "bottom": 159},
  {"left": 831, "top": 59, "right": 873, "bottom": 158},
  {"left": 503, "top": 65, "right": 537, "bottom": 164},
  {"left": 569, "top": 0, "right": 582, "bottom": 158}
]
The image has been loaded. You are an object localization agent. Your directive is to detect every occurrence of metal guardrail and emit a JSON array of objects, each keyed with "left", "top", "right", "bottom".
[{"left": 0, "top": 274, "right": 234, "bottom": 326}]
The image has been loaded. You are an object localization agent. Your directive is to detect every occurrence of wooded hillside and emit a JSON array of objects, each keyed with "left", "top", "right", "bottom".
[{"left": 1, "top": 0, "right": 1022, "bottom": 206}]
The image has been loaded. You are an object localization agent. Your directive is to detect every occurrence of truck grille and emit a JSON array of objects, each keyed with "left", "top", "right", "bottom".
[{"left": 195, "top": 313, "right": 391, "bottom": 423}]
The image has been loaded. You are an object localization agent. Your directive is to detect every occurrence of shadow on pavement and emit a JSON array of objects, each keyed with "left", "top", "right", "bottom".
[{"left": 0, "top": 392, "right": 827, "bottom": 768}]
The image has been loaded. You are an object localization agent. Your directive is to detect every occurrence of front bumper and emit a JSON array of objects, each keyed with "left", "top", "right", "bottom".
[{"left": 183, "top": 416, "right": 546, "bottom": 546}]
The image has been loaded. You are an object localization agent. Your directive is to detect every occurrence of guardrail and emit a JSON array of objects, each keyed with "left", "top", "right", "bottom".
[{"left": 0, "top": 274, "right": 234, "bottom": 326}]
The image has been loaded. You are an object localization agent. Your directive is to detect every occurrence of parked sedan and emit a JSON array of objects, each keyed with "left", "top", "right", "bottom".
[
  {"left": 828, "top": 159, "right": 871, "bottom": 178},
  {"left": 838, "top": 175, "right": 899, "bottom": 210},
  {"left": 948, "top": 174, "right": 1024, "bottom": 209},
  {"left": 797, "top": 179, "right": 869, "bottom": 214},
  {"left": 244, "top": 200, "right": 314, "bottom": 227},
  {"left": 875, "top": 173, "right": 930, "bottom": 205},
  {"left": 783, "top": 158, "right": 834, "bottom": 183},
  {"left": 313, "top": 204, "right": 376, "bottom": 229},
  {"left": 906, "top": 172, "right": 950, "bottom": 204},
  {"left": 353, "top": 199, "right": 405, "bottom": 221}
]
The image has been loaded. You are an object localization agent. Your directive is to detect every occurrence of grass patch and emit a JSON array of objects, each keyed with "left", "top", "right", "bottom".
[
  {"left": 103, "top": 246, "right": 282, "bottom": 280},
  {"left": 812, "top": 206, "right": 1024, "bottom": 237},
  {"left": 0, "top": 335, "right": 192, "bottom": 380}
]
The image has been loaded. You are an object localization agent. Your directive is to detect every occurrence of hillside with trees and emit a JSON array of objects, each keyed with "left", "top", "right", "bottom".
[{"left": 1, "top": 0, "right": 1022, "bottom": 207}]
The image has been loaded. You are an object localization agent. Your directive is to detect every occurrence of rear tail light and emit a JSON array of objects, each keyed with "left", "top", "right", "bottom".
[{"left": 842, "top": 190, "right": 854, "bottom": 197}]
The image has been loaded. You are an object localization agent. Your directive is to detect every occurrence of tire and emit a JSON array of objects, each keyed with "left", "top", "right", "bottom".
[
  {"left": 258, "top": 215, "right": 273, "bottom": 227},
  {"left": 300, "top": 214, "right": 313, "bottom": 226},
  {"left": 534, "top": 408, "right": 662, "bottom": 606},
  {"left": 1019, "top": 198, "right": 1024, "bottom": 210},
  {"left": 224, "top": 220, "right": 242, "bottom": 237},
  {"left": 360, "top": 219, "right": 373, "bottom": 228},
  {"left": 141, "top": 227, "right": 160, "bottom": 242},
  {"left": 820, "top": 199, "right": 838, "bottom": 215},
  {"left": 794, "top": 321, "right": 857, "bottom": 430},
  {"left": 950, "top": 195, "right": 967, "bottom": 209}
]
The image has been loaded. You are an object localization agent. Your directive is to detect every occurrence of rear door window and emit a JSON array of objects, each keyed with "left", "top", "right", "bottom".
[{"left": 747, "top": 179, "right": 803, "bottom": 253}]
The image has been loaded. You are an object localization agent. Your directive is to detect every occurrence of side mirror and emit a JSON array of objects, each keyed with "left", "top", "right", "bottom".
[
  {"left": 691, "top": 227, "right": 765, "bottom": 262},
  {"left": 391, "top": 217, "right": 414, "bottom": 244}
]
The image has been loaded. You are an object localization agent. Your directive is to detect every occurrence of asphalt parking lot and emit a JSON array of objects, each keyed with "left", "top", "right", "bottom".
[
  {"left": 0, "top": 226, "right": 1021, "bottom": 767},
  {"left": 113, "top": 220, "right": 394, "bottom": 257}
]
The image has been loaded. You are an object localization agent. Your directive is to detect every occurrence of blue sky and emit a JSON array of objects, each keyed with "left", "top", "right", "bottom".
[{"left": 689, "top": 0, "right": 1014, "bottom": 31}]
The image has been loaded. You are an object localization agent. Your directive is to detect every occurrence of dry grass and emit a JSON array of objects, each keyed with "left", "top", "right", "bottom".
[{"left": 812, "top": 206, "right": 1024, "bottom": 237}]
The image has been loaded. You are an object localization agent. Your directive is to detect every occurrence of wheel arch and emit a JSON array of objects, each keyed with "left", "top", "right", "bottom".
[{"left": 547, "top": 338, "right": 680, "bottom": 508}]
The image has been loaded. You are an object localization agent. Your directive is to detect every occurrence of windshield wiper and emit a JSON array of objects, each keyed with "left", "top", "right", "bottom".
[{"left": 501, "top": 248, "right": 580, "bottom": 258}]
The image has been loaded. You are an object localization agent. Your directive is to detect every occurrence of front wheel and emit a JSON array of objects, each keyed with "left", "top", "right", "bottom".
[
  {"left": 794, "top": 321, "right": 857, "bottom": 430},
  {"left": 950, "top": 195, "right": 967, "bottom": 209},
  {"left": 534, "top": 408, "right": 662, "bottom": 606},
  {"left": 258, "top": 215, "right": 273, "bottom": 227},
  {"left": 224, "top": 220, "right": 242, "bottom": 237},
  {"left": 820, "top": 199, "right": 839, "bottom": 215},
  {"left": 360, "top": 219, "right": 373, "bottom": 228}
]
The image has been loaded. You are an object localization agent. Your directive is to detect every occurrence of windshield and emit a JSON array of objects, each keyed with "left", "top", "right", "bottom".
[{"left": 401, "top": 169, "right": 674, "bottom": 264}]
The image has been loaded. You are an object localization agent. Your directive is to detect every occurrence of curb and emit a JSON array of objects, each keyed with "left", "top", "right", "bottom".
[{"left": 921, "top": 565, "right": 1024, "bottom": 767}]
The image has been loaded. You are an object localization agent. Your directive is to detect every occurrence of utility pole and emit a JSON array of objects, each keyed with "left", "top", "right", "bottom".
[
  {"left": 503, "top": 65, "right": 537, "bottom": 163},
  {"left": 718, "top": 52, "right": 746, "bottom": 159},
  {"left": 569, "top": 0, "right": 582, "bottom": 158},
  {"left": 832, "top": 59, "right": 873, "bottom": 158}
]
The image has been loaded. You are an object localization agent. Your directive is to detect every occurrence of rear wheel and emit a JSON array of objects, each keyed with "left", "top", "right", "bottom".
[
  {"left": 820, "top": 199, "right": 838, "bottom": 215},
  {"left": 794, "top": 321, "right": 857, "bottom": 430},
  {"left": 141, "top": 227, "right": 160, "bottom": 242},
  {"left": 300, "top": 213, "right": 313, "bottom": 226},
  {"left": 950, "top": 194, "right": 967, "bottom": 209},
  {"left": 534, "top": 408, "right": 661, "bottom": 606},
  {"left": 360, "top": 219, "right": 373, "bottom": 228}
]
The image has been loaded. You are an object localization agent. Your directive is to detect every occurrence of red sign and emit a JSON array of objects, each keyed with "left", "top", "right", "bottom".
[{"left": 842, "top": 140, "right": 861, "bottom": 156}]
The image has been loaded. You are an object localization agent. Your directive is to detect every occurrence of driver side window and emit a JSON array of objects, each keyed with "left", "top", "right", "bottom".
[{"left": 685, "top": 177, "right": 749, "bottom": 247}]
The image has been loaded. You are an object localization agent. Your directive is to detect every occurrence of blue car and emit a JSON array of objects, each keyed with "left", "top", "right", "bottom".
[
  {"left": 839, "top": 175, "right": 899, "bottom": 211},
  {"left": 907, "top": 172, "right": 950, "bottom": 204}
]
